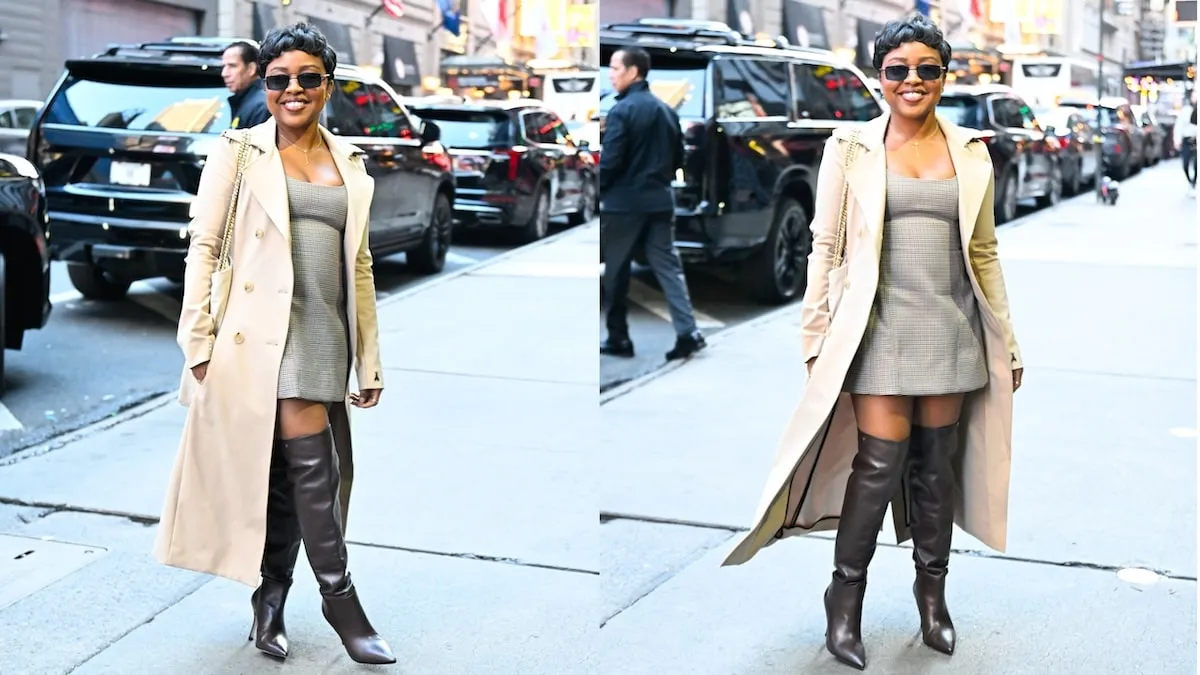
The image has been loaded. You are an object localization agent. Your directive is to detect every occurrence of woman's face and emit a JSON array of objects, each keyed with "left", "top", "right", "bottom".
[
  {"left": 879, "top": 41, "right": 946, "bottom": 122},
  {"left": 263, "top": 49, "right": 332, "bottom": 131}
]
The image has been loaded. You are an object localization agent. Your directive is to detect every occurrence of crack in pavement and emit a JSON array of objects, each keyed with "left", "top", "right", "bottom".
[
  {"left": 601, "top": 512, "right": 1197, "bottom": 582},
  {"left": 0, "top": 497, "right": 597, "bottom": 576}
]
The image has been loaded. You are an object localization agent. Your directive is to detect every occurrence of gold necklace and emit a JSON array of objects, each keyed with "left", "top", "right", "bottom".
[
  {"left": 905, "top": 127, "right": 941, "bottom": 160},
  {"left": 289, "top": 135, "right": 325, "bottom": 166}
]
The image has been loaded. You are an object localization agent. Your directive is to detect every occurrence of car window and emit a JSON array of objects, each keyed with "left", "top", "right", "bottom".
[
  {"left": 837, "top": 69, "right": 881, "bottom": 121},
  {"left": 0, "top": 111, "right": 13, "bottom": 129},
  {"left": 598, "top": 50, "right": 707, "bottom": 118},
  {"left": 792, "top": 63, "right": 839, "bottom": 121},
  {"left": 936, "top": 96, "right": 983, "bottom": 129},
  {"left": 714, "top": 58, "right": 790, "bottom": 119},
  {"left": 364, "top": 84, "right": 416, "bottom": 139},
  {"left": 43, "top": 73, "right": 230, "bottom": 133},
  {"left": 327, "top": 78, "right": 378, "bottom": 136},
  {"left": 991, "top": 97, "right": 1024, "bottom": 128},
  {"left": 410, "top": 108, "right": 513, "bottom": 149},
  {"left": 1018, "top": 103, "right": 1041, "bottom": 131},
  {"left": 13, "top": 107, "right": 36, "bottom": 129},
  {"left": 523, "top": 110, "right": 557, "bottom": 144},
  {"left": 548, "top": 112, "right": 575, "bottom": 146}
]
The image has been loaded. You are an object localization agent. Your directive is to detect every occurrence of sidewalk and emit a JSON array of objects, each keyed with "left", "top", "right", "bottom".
[
  {"left": 598, "top": 163, "right": 1197, "bottom": 673},
  {"left": 0, "top": 224, "right": 599, "bottom": 674}
]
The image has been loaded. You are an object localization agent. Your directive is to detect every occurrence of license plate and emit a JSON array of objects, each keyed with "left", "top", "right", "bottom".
[
  {"left": 109, "top": 161, "right": 151, "bottom": 187},
  {"left": 454, "top": 155, "right": 487, "bottom": 173}
]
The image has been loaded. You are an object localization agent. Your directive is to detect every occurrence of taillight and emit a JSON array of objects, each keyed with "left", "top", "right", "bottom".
[
  {"left": 505, "top": 145, "right": 528, "bottom": 181},
  {"left": 421, "top": 145, "right": 451, "bottom": 172}
]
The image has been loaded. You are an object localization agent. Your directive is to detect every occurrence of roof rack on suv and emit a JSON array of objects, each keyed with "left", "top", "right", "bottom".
[{"left": 600, "top": 18, "right": 745, "bottom": 45}]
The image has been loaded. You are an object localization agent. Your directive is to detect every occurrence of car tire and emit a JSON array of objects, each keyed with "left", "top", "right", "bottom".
[
  {"left": 518, "top": 188, "right": 550, "bottom": 244},
  {"left": 1036, "top": 163, "right": 1062, "bottom": 209},
  {"left": 996, "top": 170, "right": 1019, "bottom": 224},
  {"left": 67, "top": 262, "right": 131, "bottom": 301},
  {"left": 568, "top": 178, "right": 595, "bottom": 226},
  {"left": 0, "top": 251, "right": 7, "bottom": 398},
  {"left": 408, "top": 193, "right": 452, "bottom": 275},
  {"left": 740, "top": 197, "right": 810, "bottom": 306}
]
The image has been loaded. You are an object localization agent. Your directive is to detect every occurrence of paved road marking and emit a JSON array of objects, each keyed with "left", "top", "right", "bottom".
[
  {"left": 0, "top": 402, "right": 22, "bottom": 431},
  {"left": 628, "top": 279, "right": 725, "bottom": 329}
]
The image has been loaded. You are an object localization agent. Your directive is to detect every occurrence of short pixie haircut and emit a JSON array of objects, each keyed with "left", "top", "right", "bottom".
[
  {"left": 871, "top": 13, "right": 952, "bottom": 71},
  {"left": 256, "top": 22, "right": 338, "bottom": 76}
]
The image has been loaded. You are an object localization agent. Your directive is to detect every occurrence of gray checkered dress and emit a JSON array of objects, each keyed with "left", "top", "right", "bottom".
[
  {"left": 843, "top": 173, "right": 988, "bottom": 396},
  {"left": 276, "top": 176, "right": 351, "bottom": 402}
]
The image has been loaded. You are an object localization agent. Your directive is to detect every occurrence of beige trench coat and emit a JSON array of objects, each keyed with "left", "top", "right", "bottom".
[
  {"left": 723, "top": 113, "right": 1022, "bottom": 567},
  {"left": 153, "top": 119, "right": 384, "bottom": 587}
]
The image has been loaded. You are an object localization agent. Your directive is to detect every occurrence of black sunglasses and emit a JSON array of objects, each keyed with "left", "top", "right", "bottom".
[
  {"left": 263, "top": 73, "right": 331, "bottom": 91},
  {"left": 882, "top": 65, "right": 947, "bottom": 82}
]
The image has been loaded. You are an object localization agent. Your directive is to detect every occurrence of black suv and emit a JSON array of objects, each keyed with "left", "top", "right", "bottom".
[
  {"left": 0, "top": 152, "right": 52, "bottom": 393},
  {"left": 407, "top": 98, "right": 596, "bottom": 243},
  {"left": 599, "top": 19, "right": 883, "bottom": 304},
  {"left": 29, "top": 38, "right": 455, "bottom": 300},
  {"left": 935, "top": 85, "right": 1061, "bottom": 223}
]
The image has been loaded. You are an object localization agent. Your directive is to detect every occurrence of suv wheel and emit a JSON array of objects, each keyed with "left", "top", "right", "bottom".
[
  {"left": 519, "top": 189, "right": 550, "bottom": 244},
  {"left": 568, "top": 179, "right": 595, "bottom": 226},
  {"left": 1036, "top": 164, "right": 1062, "bottom": 209},
  {"left": 67, "top": 262, "right": 131, "bottom": 301},
  {"left": 740, "top": 198, "right": 810, "bottom": 305},
  {"left": 996, "top": 171, "right": 1019, "bottom": 224},
  {"left": 408, "top": 193, "right": 452, "bottom": 275}
]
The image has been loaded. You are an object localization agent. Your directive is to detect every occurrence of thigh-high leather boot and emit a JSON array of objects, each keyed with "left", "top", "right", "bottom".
[
  {"left": 908, "top": 423, "right": 959, "bottom": 655},
  {"left": 249, "top": 439, "right": 303, "bottom": 658}
]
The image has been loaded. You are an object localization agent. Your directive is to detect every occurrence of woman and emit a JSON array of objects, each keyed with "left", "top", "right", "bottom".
[
  {"left": 153, "top": 23, "right": 394, "bottom": 665},
  {"left": 722, "top": 15, "right": 1023, "bottom": 671},
  {"left": 1173, "top": 95, "right": 1196, "bottom": 188}
]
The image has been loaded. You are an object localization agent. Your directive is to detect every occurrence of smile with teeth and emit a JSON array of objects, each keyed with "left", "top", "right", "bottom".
[
  {"left": 282, "top": 100, "right": 308, "bottom": 111},
  {"left": 900, "top": 91, "right": 925, "bottom": 102}
]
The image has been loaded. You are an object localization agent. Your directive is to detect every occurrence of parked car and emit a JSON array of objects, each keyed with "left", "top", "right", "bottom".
[
  {"left": 1032, "top": 105, "right": 1100, "bottom": 195},
  {"left": 0, "top": 152, "right": 52, "bottom": 394},
  {"left": 0, "top": 100, "right": 43, "bottom": 156},
  {"left": 935, "top": 85, "right": 1061, "bottom": 224},
  {"left": 1056, "top": 96, "right": 1144, "bottom": 179},
  {"left": 599, "top": 18, "right": 884, "bottom": 304},
  {"left": 408, "top": 99, "right": 597, "bottom": 242},
  {"left": 28, "top": 37, "right": 455, "bottom": 301},
  {"left": 1131, "top": 104, "right": 1166, "bottom": 165}
]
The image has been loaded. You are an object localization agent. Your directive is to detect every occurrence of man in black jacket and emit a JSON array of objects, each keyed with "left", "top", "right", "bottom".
[
  {"left": 222, "top": 41, "right": 270, "bottom": 130},
  {"left": 600, "top": 46, "right": 705, "bottom": 361}
]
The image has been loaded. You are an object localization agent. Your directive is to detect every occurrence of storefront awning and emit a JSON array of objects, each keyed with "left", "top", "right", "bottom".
[
  {"left": 382, "top": 36, "right": 421, "bottom": 87},
  {"left": 252, "top": 1, "right": 277, "bottom": 42},
  {"left": 855, "top": 19, "right": 887, "bottom": 73},
  {"left": 307, "top": 16, "right": 356, "bottom": 65},
  {"left": 1124, "top": 60, "right": 1194, "bottom": 81},
  {"left": 782, "top": 1, "right": 829, "bottom": 50}
]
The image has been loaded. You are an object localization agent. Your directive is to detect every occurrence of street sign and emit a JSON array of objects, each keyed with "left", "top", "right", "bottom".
[{"left": 1174, "top": 0, "right": 1197, "bottom": 23}]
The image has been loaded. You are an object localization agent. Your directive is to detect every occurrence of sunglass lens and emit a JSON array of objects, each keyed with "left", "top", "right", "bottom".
[
  {"left": 297, "top": 73, "right": 325, "bottom": 89},
  {"left": 916, "top": 65, "right": 943, "bottom": 80},
  {"left": 884, "top": 66, "right": 908, "bottom": 82},
  {"left": 264, "top": 75, "right": 290, "bottom": 90}
]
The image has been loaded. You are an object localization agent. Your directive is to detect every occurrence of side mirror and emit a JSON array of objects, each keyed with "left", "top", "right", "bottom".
[{"left": 421, "top": 120, "right": 441, "bottom": 144}]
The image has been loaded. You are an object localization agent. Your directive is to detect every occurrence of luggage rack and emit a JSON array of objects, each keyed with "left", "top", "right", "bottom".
[{"left": 600, "top": 18, "right": 836, "bottom": 57}]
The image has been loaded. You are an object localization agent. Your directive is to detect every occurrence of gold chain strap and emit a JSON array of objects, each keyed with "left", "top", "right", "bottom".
[
  {"left": 831, "top": 129, "right": 862, "bottom": 268},
  {"left": 216, "top": 132, "right": 250, "bottom": 271}
]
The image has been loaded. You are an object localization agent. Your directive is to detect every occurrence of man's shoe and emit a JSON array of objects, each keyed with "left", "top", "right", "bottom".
[
  {"left": 601, "top": 337, "right": 635, "bottom": 358},
  {"left": 665, "top": 332, "right": 706, "bottom": 361}
]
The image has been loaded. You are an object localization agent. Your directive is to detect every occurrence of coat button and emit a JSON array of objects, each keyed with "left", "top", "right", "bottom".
[
  {"left": 233, "top": 332, "right": 245, "bottom": 344},
  {"left": 244, "top": 281, "right": 254, "bottom": 292},
  {"left": 255, "top": 229, "right": 264, "bottom": 238}
]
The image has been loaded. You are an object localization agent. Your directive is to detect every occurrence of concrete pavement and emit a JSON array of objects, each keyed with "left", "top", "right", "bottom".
[
  {"left": 599, "top": 162, "right": 1197, "bottom": 673},
  {"left": 0, "top": 222, "right": 599, "bottom": 674}
]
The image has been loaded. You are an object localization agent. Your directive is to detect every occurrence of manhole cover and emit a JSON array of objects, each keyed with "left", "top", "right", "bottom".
[{"left": 0, "top": 534, "right": 108, "bottom": 611}]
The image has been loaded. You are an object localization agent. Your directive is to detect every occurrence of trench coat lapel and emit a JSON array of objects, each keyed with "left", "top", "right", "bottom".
[
  {"left": 939, "top": 117, "right": 993, "bottom": 246},
  {"left": 320, "top": 126, "right": 372, "bottom": 263},
  {"left": 243, "top": 119, "right": 291, "bottom": 243},
  {"left": 842, "top": 115, "right": 889, "bottom": 257}
]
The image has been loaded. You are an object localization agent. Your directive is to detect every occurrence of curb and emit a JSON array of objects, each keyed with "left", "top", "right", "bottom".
[
  {"left": 599, "top": 302, "right": 803, "bottom": 405},
  {"left": 376, "top": 221, "right": 595, "bottom": 309},
  {"left": 3, "top": 222, "right": 596, "bottom": 464}
]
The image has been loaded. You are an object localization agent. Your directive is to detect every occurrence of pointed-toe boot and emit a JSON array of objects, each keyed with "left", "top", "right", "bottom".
[
  {"left": 250, "top": 440, "right": 303, "bottom": 659},
  {"left": 825, "top": 431, "right": 910, "bottom": 670},
  {"left": 908, "top": 423, "right": 959, "bottom": 655},
  {"left": 281, "top": 427, "right": 396, "bottom": 665}
]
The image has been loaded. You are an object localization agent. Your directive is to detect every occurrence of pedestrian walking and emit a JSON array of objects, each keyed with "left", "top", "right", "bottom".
[
  {"left": 222, "top": 40, "right": 271, "bottom": 130},
  {"left": 1173, "top": 95, "right": 1196, "bottom": 190},
  {"left": 154, "top": 23, "right": 394, "bottom": 665},
  {"left": 721, "top": 15, "right": 1024, "bottom": 671},
  {"left": 599, "top": 46, "right": 706, "bottom": 361}
]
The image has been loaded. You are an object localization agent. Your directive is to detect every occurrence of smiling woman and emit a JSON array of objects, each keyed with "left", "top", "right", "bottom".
[{"left": 154, "top": 21, "right": 395, "bottom": 667}]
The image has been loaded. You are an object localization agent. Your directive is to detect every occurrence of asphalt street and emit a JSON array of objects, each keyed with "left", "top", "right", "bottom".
[
  {"left": 599, "top": 174, "right": 1107, "bottom": 391},
  {"left": 0, "top": 223, "right": 572, "bottom": 459},
  {"left": 597, "top": 159, "right": 1196, "bottom": 672}
]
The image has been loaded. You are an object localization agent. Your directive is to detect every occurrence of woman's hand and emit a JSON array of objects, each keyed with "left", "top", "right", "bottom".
[
  {"left": 350, "top": 389, "right": 382, "bottom": 408},
  {"left": 191, "top": 361, "right": 209, "bottom": 383},
  {"left": 1012, "top": 368, "right": 1023, "bottom": 392}
]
